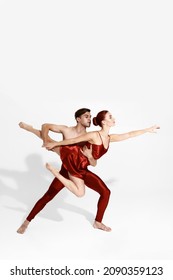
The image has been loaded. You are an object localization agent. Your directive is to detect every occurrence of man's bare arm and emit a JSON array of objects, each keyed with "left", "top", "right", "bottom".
[{"left": 41, "top": 123, "right": 68, "bottom": 144}]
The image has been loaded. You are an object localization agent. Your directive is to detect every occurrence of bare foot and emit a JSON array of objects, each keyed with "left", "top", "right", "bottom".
[
  {"left": 19, "top": 122, "right": 33, "bottom": 131},
  {"left": 17, "top": 220, "right": 30, "bottom": 234},
  {"left": 93, "top": 221, "right": 111, "bottom": 232}
]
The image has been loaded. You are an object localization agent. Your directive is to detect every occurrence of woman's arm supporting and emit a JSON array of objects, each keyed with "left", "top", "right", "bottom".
[
  {"left": 110, "top": 125, "right": 160, "bottom": 142},
  {"left": 44, "top": 131, "right": 97, "bottom": 149}
]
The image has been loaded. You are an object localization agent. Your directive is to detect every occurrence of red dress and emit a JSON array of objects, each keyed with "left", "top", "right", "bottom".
[{"left": 60, "top": 133, "right": 110, "bottom": 179}]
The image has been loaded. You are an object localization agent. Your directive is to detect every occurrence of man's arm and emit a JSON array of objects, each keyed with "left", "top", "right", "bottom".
[
  {"left": 110, "top": 125, "right": 160, "bottom": 142},
  {"left": 41, "top": 123, "right": 68, "bottom": 144}
]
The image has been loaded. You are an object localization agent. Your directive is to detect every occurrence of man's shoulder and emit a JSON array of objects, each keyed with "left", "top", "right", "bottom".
[
  {"left": 51, "top": 124, "right": 69, "bottom": 133},
  {"left": 64, "top": 125, "right": 75, "bottom": 131}
]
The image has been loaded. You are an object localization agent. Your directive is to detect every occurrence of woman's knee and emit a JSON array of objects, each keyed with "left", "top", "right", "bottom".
[
  {"left": 76, "top": 189, "right": 85, "bottom": 197},
  {"left": 73, "top": 181, "right": 85, "bottom": 197}
]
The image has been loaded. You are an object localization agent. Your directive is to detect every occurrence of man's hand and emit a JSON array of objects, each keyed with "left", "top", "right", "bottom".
[
  {"left": 80, "top": 145, "right": 93, "bottom": 158},
  {"left": 81, "top": 145, "right": 97, "bottom": 167}
]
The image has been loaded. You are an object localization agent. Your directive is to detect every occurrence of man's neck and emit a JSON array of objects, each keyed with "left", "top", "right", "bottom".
[{"left": 74, "top": 124, "right": 87, "bottom": 134}]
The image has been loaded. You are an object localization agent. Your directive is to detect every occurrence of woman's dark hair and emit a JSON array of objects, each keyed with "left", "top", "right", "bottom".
[
  {"left": 74, "top": 108, "right": 91, "bottom": 119},
  {"left": 93, "top": 110, "right": 108, "bottom": 127}
]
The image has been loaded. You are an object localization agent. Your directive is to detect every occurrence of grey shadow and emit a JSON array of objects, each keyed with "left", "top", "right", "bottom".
[{"left": 0, "top": 153, "right": 96, "bottom": 224}]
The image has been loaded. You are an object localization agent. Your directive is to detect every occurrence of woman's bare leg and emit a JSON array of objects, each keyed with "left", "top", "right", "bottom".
[
  {"left": 46, "top": 163, "right": 85, "bottom": 197},
  {"left": 19, "top": 121, "right": 55, "bottom": 141},
  {"left": 19, "top": 122, "right": 60, "bottom": 155},
  {"left": 19, "top": 122, "right": 42, "bottom": 138}
]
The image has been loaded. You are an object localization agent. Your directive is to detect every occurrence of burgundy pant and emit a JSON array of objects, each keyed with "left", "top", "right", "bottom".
[{"left": 27, "top": 165, "right": 110, "bottom": 223}]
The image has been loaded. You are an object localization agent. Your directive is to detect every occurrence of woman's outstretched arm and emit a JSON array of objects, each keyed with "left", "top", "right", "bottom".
[{"left": 110, "top": 125, "right": 160, "bottom": 142}]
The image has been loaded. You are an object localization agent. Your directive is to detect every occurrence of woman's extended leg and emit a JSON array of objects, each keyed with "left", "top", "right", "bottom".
[
  {"left": 46, "top": 163, "right": 85, "bottom": 197},
  {"left": 19, "top": 122, "right": 60, "bottom": 154},
  {"left": 19, "top": 122, "right": 43, "bottom": 138}
]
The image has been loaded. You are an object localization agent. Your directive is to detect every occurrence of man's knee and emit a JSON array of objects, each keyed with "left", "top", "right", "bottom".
[{"left": 104, "top": 188, "right": 111, "bottom": 199}]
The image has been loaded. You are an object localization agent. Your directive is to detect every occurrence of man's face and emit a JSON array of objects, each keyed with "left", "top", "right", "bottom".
[{"left": 77, "top": 112, "right": 91, "bottom": 127}]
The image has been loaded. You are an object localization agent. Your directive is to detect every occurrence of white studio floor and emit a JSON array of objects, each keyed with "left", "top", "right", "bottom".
[{"left": 1, "top": 149, "right": 173, "bottom": 261}]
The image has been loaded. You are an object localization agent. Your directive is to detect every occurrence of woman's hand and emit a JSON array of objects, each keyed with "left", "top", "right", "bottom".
[
  {"left": 147, "top": 125, "right": 160, "bottom": 133},
  {"left": 43, "top": 141, "right": 59, "bottom": 150}
]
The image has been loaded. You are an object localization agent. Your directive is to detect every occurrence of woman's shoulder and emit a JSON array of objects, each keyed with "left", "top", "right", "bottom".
[
  {"left": 88, "top": 130, "right": 100, "bottom": 137},
  {"left": 87, "top": 131, "right": 101, "bottom": 142}
]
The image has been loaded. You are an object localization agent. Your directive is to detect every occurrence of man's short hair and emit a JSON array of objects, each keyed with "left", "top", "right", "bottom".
[{"left": 74, "top": 108, "right": 91, "bottom": 119}]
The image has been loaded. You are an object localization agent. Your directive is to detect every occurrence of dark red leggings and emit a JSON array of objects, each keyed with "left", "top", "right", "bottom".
[{"left": 27, "top": 165, "right": 110, "bottom": 223}]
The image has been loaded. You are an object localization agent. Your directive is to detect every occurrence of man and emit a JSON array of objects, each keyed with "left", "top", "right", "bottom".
[{"left": 17, "top": 108, "right": 111, "bottom": 234}]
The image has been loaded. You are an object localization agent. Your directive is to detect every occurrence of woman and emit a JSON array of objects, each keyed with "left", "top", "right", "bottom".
[{"left": 45, "top": 110, "right": 160, "bottom": 197}]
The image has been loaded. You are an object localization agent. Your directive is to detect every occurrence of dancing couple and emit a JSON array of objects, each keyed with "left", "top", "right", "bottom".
[{"left": 17, "top": 108, "right": 159, "bottom": 234}]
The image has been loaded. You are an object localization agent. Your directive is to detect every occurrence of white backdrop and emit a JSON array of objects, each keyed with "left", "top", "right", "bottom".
[{"left": 0, "top": 0, "right": 173, "bottom": 266}]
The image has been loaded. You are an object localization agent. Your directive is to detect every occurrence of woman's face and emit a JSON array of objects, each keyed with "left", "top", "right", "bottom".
[{"left": 103, "top": 112, "right": 115, "bottom": 127}]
